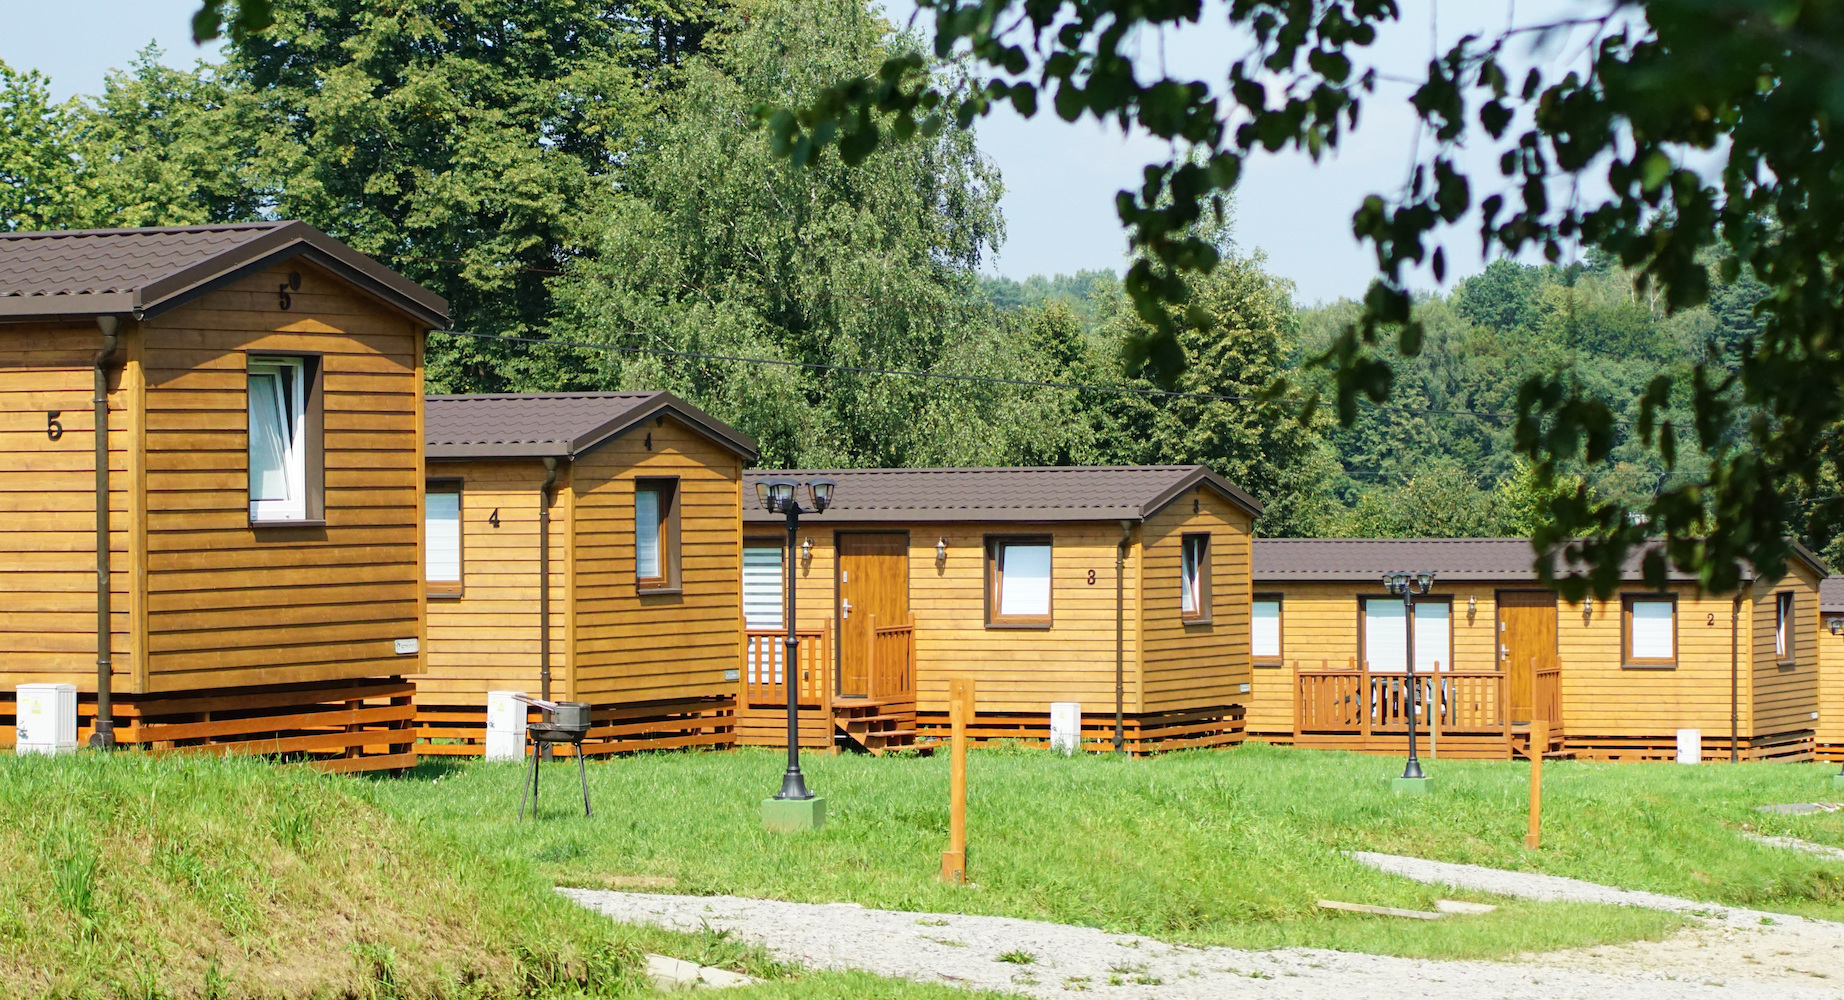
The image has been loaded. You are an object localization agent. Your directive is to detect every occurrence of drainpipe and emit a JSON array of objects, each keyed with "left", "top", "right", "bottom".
[
  {"left": 538, "top": 457, "right": 559, "bottom": 762},
  {"left": 1115, "top": 520, "right": 1132, "bottom": 755},
  {"left": 538, "top": 457, "right": 559, "bottom": 702},
  {"left": 90, "top": 316, "right": 121, "bottom": 750},
  {"left": 1731, "top": 595, "right": 1741, "bottom": 764}
]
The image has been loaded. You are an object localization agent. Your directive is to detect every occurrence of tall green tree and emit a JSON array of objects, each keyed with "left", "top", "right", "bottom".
[
  {"left": 551, "top": 0, "right": 1064, "bottom": 468},
  {"left": 0, "top": 61, "right": 90, "bottom": 231},
  {"left": 224, "top": 0, "right": 711, "bottom": 391},
  {"left": 77, "top": 48, "right": 263, "bottom": 228}
]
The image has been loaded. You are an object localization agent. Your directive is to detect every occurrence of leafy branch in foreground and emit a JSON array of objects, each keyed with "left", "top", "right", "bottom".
[{"left": 764, "top": 0, "right": 1844, "bottom": 596}]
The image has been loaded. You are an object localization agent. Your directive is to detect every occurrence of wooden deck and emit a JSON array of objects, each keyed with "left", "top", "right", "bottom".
[
  {"left": 1285, "top": 661, "right": 1564, "bottom": 760},
  {"left": 735, "top": 618, "right": 920, "bottom": 754}
]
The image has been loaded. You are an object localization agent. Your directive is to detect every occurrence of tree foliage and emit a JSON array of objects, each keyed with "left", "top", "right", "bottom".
[
  {"left": 0, "top": 62, "right": 89, "bottom": 231},
  {"left": 767, "top": 0, "right": 1844, "bottom": 598}
]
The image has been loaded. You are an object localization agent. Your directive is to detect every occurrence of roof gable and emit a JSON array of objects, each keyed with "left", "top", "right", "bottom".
[
  {"left": 742, "top": 465, "right": 1261, "bottom": 523},
  {"left": 0, "top": 221, "right": 448, "bottom": 329},
  {"left": 425, "top": 391, "right": 758, "bottom": 462}
]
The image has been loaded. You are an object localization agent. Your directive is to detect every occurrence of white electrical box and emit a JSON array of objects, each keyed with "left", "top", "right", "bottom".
[
  {"left": 1676, "top": 728, "right": 1701, "bottom": 765},
  {"left": 1049, "top": 702, "right": 1082, "bottom": 755},
  {"left": 485, "top": 690, "right": 528, "bottom": 761},
  {"left": 16, "top": 683, "right": 78, "bottom": 755}
]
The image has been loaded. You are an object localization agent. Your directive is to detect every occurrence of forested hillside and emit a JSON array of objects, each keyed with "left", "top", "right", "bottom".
[{"left": 1, "top": 0, "right": 1817, "bottom": 555}]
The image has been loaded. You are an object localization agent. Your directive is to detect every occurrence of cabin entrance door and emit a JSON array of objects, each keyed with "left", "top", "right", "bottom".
[
  {"left": 837, "top": 532, "right": 909, "bottom": 698},
  {"left": 1497, "top": 591, "right": 1558, "bottom": 725}
]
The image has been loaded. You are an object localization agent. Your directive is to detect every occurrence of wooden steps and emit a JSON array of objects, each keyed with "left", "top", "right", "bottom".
[{"left": 833, "top": 696, "right": 918, "bottom": 755}]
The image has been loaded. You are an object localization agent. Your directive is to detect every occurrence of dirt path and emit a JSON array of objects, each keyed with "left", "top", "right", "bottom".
[{"left": 565, "top": 873, "right": 1844, "bottom": 1000}]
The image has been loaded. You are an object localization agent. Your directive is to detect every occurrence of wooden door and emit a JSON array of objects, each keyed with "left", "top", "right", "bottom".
[
  {"left": 837, "top": 532, "right": 909, "bottom": 697},
  {"left": 1498, "top": 591, "right": 1558, "bottom": 725}
]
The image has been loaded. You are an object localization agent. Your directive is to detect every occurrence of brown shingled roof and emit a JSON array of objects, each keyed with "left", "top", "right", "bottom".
[
  {"left": 1821, "top": 576, "right": 1844, "bottom": 613},
  {"left": 426, "top": 391, "right": 757, "bottom": 462},
  {"left": 1256, "top": 537, "right": 1828, "bottom": 584},
  {"left": 742, "top": 465, "right": 1260, "bottom": 523},
  {"left": 0, "top": 221, "right": 448, "bottom": 328}
]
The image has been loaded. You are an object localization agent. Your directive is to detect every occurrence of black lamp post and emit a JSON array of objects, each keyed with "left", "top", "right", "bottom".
[
  {"left": 756, "top": 477, "right": 834, "bottom": 807},
  {"left": 1382, "top": 570, "right": 1436, "bottom": 783}
]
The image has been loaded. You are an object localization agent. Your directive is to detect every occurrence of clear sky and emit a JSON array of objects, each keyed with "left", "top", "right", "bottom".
[{"left": 1, "top": 0, "right": 1593, "bottom": 304}]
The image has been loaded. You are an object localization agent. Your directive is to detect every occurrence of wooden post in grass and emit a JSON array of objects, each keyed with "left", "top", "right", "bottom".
[
  {"left": 941, "top": 677, "right": 973, "bottom": 883},
  {"left": 1525, "top": 719, "right": 1547, "bottom": 850}
]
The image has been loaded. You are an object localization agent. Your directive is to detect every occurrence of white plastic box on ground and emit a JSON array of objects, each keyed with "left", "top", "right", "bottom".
[
  {"left": 15, "top": 683, "right": 79, "bottom": 754},
  {"left": 485, "top": 690, "right": 529, "bottom": 761}
]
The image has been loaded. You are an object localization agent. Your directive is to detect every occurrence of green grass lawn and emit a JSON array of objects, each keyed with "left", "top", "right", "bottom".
[{"left": 355, "top": 741, "right": 1844, "bottom": 960}]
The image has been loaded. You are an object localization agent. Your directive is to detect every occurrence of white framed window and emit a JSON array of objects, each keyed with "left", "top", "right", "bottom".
[
  {"left": 425, "top": 480, "right": 462, "bottom": 597},
  {"left": 1415, "top": 600, "right": 1452, "bottom": 673},
  {"left": 742, "top": 544, "right": 785, "bottom": 630},
  {"left": 1362, "top": 598, "right": 1407, "bottom": 672},
  {"left": 248, "top": 356, "right": 308, "bottom": 522},
  {"left": 1624, "top": 595, "right": 1677, "bottom": 666},
  {"left": 1252, "top": 597, "right": 1282, "bottom": 663},
  {"left": 1776, "top": 591, "right": 1795, "bottom": 663},
  {"left": 988, "top": 537, "right": 1052, "bottom": 626},
  {"left": 634, "top": 478, "right": 679, "bottom": 590},
  {"left": 1181, "top": 533, "right": 1211, "bottom": 621}
]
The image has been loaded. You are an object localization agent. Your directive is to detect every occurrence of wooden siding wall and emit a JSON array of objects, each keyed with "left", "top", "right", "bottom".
[
  {"left": 1819, "top": 611, "right": 1844, "bottom": 751},
  {"left": 422, "top": 460, "right": 568, "bottom": 703},
  {"left": 1251, "top": 577, "right": 1815, "bottom": 742},
  {"left": 1245, "top": 582, "right": 1502, "bottom": 735},
  {"left": 1751, "top": 566, "right": 1820, "bottom": 736},
  {"left": 139, "top": 263, "right": 425, "bottom": 691},
  {"left": 1140, "top": 488, "right": 1253, "bottom": 713},
  {"left": 781, "top": 520, "right": 1148, "bottom": 717},
  {"left": 569, "top": 417, "right": 742, "bottom": 704},
  {"left": 0, "top": 322, "right": 134, "bottom": 690}
]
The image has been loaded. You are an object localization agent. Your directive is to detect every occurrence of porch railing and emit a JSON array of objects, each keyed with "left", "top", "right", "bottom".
[
  {"left": 743, "top": 621, "right": 831, "bottom": 709},
  {"left": 1293, "top": 659, "right": 1562, "bottom": 737},
  {"left": 866, "top": 613, "right": 916, "bottom": 701},
  {"left": 1295, "top": 661, "right": 1506, "bottom": 736}
]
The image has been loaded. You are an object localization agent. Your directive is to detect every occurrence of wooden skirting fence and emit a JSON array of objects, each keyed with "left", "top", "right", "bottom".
[
  {"left": 1, "top": 678, "right": 417, "bottom": 773},
  {"left": 1568, "top": 730, "right": 1815, "bottom": 763},
  {"left": 1289, "top": 659, "right": 1563, "bottom": 760},
  {"left": 416, "top": 695, "right": 735, "bottom": 757},
  {"left": 916, "top": 705, "right": 1245, "bottom": 755}
]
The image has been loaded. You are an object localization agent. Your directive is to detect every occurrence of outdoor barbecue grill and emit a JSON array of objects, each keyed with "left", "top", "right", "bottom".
[{"left": 515, "top": 695, "right": 593, "bottom": 819}]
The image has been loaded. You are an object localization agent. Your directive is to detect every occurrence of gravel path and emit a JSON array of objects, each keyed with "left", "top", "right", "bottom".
[{"left": 565, "top": 862, "right": 1844, "bottom": 1000}]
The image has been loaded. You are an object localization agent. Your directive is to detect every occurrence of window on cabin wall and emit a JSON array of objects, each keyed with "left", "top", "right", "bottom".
[
  {"left": 743, "top": 542, "right": 784, "bottom": 683},
  {"left": 987, "top": 537, "right": 1052, "bottom": 626},
  {"left": 635, "top": 478, "right": 680, "bottom": 591},
  {"left": 1777, "top": 591, "right": 1795, "bottom": 663},
  {"left": 425, "top": 480, "right": 462, "bottom": 597},
  {"left": 1361, "top": 597, "right": 1449, "bottom": 671},
  {"left": 1623, "top": 595, "right": 1677, "bottom": 667},
  {"left": 1181, "top": 533, "right": 1212, "bottom": 622},
  {"left": 247, "top": 355, "right": 321, "bottom": 523},
  {"left": 1252, "top": 596, "right": 1282, "bottom": 664}
]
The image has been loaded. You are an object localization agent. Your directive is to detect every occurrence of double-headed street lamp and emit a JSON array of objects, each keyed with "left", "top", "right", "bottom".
[
  {"left": 757, "top": 477, "right": 834, "bottom": 830},
  {"left": 1382, "top": 570, "right": 1437, "bottom": 786}
]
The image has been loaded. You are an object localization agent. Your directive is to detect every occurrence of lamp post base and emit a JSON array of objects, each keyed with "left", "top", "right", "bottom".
[
  {"left": 1391, "top": 776, "right": 1433, "bottom": 795},
  {"left": 763, "top": 796, "right": 827, "bottom": 832},
  {"left": 1832, "top": 772, "right": 1844, "bottom": 788}
]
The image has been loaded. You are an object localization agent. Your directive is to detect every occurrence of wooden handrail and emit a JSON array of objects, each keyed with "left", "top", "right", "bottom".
[
  {"left": 868, "top": 612, "right": 917, "bottom": 700},
  {"left": 1297, "top": 668, "right": 1506, "bottom": 735},
  {"left": 742, "top": 622, "right": 831, "bottom": 708}
]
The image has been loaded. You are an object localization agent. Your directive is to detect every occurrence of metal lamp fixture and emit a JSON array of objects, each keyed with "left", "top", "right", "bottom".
[
  {"left": 1381, "top": 570, "right": 1437, "bottom": 783},
  {"left": 936, "top": 537, "right": 948, "bottom": 562},
  {"left": 760, "top": 477, "right": 836, "bottom": 811},
  {"left": 1829, "top": 616, "right": 1843, "bottom": 637}
]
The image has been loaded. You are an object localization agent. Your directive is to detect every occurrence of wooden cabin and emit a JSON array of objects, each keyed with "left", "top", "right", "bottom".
[
  {"left": 738, "top": 466, "right": 1261, "bottom": 754},
  {"left": 1819, "top": 577, "right": 1844, "bottom": 761},
  {"left": 1248, "top": 538, "right": 1827, "bottom": 761},
  {"left": 417, "top": 392, "right": 757, "bottom": 754},
  {"left": 0, "top": 222, "right": 447, "bottom": 771}
]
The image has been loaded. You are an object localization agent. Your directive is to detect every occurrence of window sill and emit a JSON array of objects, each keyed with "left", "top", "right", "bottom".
[
  {"left": 251, "top": 518, "right": 326, "bottom": 529},
  {"left": 985, "top": 621, "right": 1052, "bottom": 630},
  {"left": 638, "top": 586, "right": 683, "bottom": 596},
  {"left": 1621, "top": 662, "right": 1677, "bottom": 670},
  {"left": 428, "top": 590, "right": 464, "bottom": 601},
  {"left": 1183, "top": 617, "right": 1214, "bottom": 627},
  {"left": 1253, "top": 659, "right": 1285, "bottom": 668}
]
